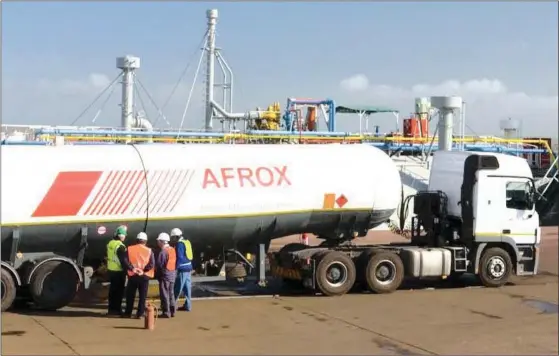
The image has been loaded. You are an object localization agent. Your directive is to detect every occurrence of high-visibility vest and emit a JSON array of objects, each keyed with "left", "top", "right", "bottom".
[
  {"left": 177, "top": 239, "right": 193, "bottom": 270},
  {"left": 179, "top": 239, "right": 193, "bottom": 260},
  {"left": 107, "top": 240, "right": 125, "bottom": 272},
  {"left": 165, "top": 246, "right": 177, "bottom": 271},
  {"left": 127, "top": 244, "right": 155, "bottom": 278}
]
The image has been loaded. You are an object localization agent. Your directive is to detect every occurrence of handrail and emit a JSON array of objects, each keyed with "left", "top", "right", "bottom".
[{"left": 34, "top": 132, "right": 554, "bottom": 155}]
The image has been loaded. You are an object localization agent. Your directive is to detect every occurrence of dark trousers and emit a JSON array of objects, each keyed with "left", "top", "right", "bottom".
[
  {"left": 124, "top": 275, "right": 149, "bottom": 317},
  {"left": 159, "top": 279, "right": 176, "bottom": 316},
  {"left": 107, "top": 271, "right": 126, "bottom": 314}
]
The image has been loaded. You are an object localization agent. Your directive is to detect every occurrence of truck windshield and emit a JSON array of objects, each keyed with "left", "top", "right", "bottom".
[{"left": 505, "top": 180, "right": 534, "bottom": 211}]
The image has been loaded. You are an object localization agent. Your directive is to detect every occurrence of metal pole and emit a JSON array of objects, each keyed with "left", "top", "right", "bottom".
[{"left": 205, "top": 9, "right": 218, "bottom": 131}]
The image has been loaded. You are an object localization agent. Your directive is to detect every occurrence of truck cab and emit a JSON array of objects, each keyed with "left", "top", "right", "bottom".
[{"left": 425, "top": 151, "right": 540, "bottom": 282}]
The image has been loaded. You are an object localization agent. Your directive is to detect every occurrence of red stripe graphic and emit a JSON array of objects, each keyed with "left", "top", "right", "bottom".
[
  {"left": 32, "top": 171, "right": 103, "bottom": 217},
  {"left": 162, "top": 170, "right": 191, "bottom": 213},
  {"left": 84, "top": 171, "right": 116, "bottom": 216},
  {"left": 51, "top": 169, "right": 192, "bottom": 217},
  {"left": 100, "top": 171, "right": 130, "bottom": 215},
  {"left": 130, "top": 170, "right": 152, "bottom": 214},
  {"left": 151, "top": 169, "right": 179, "bottom": 213},
  {"left": 108, "top": 170, "right": 139, "bottom": 215},
  {"left": 143, "top": 170, "right": 173, "bottom": 214},
  {"left": 116, "top": 170, "right": 145, "bottom": 214},
  {"left": 138, "top": 170, "right": 166, "bottom": 214},
  {"left": 95, "top": 171, "right": 125, "bottom": 215},
  {"left": 169, "top": 170, "right": 194, "bottom": 212}
]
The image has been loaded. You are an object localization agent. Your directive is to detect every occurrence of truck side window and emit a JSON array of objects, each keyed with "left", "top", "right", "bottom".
[{"left": 505, "top": 181, "right": 532, "bottom": 210}]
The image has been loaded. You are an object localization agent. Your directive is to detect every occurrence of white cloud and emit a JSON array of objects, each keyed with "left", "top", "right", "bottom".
[
  {"left": 339, "top": 74, "right": 369, "bottom": 92},
  {"left": 2, "top": 73, "right": 207, "bottom": 129},
  {"left": 337, "top": 75, "right": 558, "bottom": 137},
  {"left": 2, "top": 72, "right": 556, "bottom": 140}
]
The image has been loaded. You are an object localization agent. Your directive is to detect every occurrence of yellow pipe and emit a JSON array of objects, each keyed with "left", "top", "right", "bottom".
[{"left": 40, "top": 134, "right": 555, "bottom": 164}]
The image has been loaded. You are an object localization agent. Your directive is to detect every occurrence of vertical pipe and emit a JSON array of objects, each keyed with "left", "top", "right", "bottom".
[
  {"left": 205, "top": 9, "right": 218, "bottom": 132},
  {"left": 461, "top": 101, "right": 466, "bottom": 151},
  {"left": 438, "top": 109, "right": 454, "bottom": 151},
  {"left": 121, "top": 68, "right": 134, "bottom": 131},
  {"left": 217, "top": 52, "right": 234, "bottom": 113}
]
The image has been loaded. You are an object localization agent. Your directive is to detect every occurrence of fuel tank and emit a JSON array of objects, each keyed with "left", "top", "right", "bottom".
[{"left": 0, "top": 144, "right": 401, "bottom": 262}]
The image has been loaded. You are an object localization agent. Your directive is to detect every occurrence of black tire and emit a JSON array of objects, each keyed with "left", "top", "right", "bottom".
[
  {"left": 29, "top": 261, "right": 80, "bottom": 311},
  {"left": 1, "top": 268, "right": 17, "bottom": 312},
  {"left": 478, "top": 247, "right": 513, "bottom": 288},
  {"left": 314, "top": 251, "right": 356, "bottom": 296},
  {"left": 225, "top": 262, "right": 247, "bottom": 279},
  {"left": 361, "top": 250, "right": 404, "bottom": 294}
]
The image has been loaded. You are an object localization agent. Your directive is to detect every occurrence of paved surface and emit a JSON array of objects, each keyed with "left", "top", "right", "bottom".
[{"left": 2, "top": 228, "right": 558, "bottom": 355}]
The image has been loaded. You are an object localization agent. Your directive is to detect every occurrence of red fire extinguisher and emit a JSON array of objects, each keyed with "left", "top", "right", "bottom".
[{"left": 144, "top": 301, "right": 158, "bottom": 331}]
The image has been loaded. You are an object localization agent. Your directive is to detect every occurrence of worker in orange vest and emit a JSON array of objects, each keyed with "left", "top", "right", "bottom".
[
  {"left": 155, "top": 232, "right": 177, "bottom": 318},
  {"left": 123, "top": 232, "right": 155, "bottom": 319}
]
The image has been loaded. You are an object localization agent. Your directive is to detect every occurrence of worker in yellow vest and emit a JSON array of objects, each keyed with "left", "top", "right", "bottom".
[
  {"left": 106, "top": 225, "right": 128, "bottom": 316},
  {"left": 171, "top": 228, "right": 194, "bottom": 312},
  {"left": 123, "top": 232, "right": 155, "bottom": 319}
]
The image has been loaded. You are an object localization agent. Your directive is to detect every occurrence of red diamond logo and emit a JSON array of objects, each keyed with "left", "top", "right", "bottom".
[{"left": 335, "top": 194, "right": 348, "bottom": 208}]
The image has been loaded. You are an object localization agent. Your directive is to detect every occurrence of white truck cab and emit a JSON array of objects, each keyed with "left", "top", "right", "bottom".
[
  {"left": 429, "top": 151, "right": 539, "bottom": 245},
  {"left": 423, "top": 151, "right": 540, "bottom": 282}
]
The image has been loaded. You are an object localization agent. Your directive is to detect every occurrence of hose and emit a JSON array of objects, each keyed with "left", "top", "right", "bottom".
[{"left": 386, "top": 185, "right": 415, "bottom": 239}]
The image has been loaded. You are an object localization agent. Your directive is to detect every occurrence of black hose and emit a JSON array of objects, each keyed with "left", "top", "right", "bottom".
[{"left": 130, "top": 144, "right": 149, "bottom": 233}]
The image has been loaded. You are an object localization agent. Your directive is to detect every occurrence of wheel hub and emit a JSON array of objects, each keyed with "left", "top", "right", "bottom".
[
  {"left": 375, "top": 260, "right": 396, "bottom": 285},
  {"left": 325, "top": 262, "right": 348, "bottom": 288},
  {"left": 488, "top": 257, "right": 506, "bottom": 279}
]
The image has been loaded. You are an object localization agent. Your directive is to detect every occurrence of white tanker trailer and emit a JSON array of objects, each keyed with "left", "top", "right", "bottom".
[
  {"left": 0, "top": 144, "right": 542, "bottom": 311},
  {"left": 0, "top": 143, "right": 401, "bottom": 311}
]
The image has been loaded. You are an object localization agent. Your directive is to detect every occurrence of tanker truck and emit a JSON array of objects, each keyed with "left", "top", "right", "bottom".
[
  {"left": 0, "top": 143, "right": 401, "bottom": 311},
  {"left": 0, "top": 143, "right": 541, "bottom": 311},
  {"left": 270, "top": 150, "right": 541, "bottom": 296}
]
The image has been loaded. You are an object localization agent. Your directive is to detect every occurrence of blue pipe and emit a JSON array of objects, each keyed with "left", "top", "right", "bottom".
[
  {"left": 0, "top": 139, "right": 547, "bottom": 154},
  {"left": 35, "top": 129, "right": 225, "bottom": 138},
  {"left": 1, "top": 140, "right": 49, "bottom": 145}
]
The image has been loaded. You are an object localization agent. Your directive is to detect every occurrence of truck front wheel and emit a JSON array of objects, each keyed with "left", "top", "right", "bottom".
[
  {"left": 315, "top": 251, "right": 356, "bottom": 296},
  {"left": 1, "top": 268, "right": 17, "bottom": 312},
  {"left": 478, "top": 247, "right": 513, "bottom": 288},
  {"left": 29, "top": 261, "right": 80, "bottom": 310}
]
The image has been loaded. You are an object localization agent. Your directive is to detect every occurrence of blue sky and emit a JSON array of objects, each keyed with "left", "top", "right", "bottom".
[{"left": 2, "top": 1, "right": 558, "bottom": 137}]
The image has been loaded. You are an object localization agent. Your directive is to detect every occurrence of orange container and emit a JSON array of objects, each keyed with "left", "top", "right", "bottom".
[{"left": 403, "top": 116, "right": 429, "bottom": 138}]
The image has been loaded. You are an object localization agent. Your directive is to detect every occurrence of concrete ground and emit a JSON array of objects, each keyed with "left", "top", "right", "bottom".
[{"left": 2, "top": 228, "right": 558, "bottom": 355}]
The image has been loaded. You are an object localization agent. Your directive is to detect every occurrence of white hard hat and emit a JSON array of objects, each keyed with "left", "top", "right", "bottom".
[
  {"left": 170, "top": 228, "right": 182, "bottom": 237},
  {"left": 136, "top": 232, "right": 148, "bottom": 241},
  {"left": 157, "top": 232, "right": 170, "bottom": 242}
]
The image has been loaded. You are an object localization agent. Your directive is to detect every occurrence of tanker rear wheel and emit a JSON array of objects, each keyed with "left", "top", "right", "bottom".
[
  {"left": 315, "top": 251, "right": 356, "bottom": 296},
  {"left": 29, "top": 261, "right": 79, "bottom": 311},
  {"left": 1, "top": 268, "right": 17, "bottom": 312}
]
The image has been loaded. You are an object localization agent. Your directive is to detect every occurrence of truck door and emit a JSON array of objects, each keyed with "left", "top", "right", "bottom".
[
  {"left": 473, "top": 174, "right": 503, "bottom": 237},
  {"left": 501, "top": 179, "right": 537, "bottom": 245}
]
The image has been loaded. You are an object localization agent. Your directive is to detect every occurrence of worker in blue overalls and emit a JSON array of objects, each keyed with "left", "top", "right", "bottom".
[{"left": 171, "top": 228, "right": 193, "bottom": 312}]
